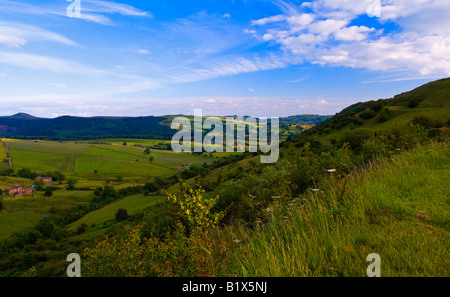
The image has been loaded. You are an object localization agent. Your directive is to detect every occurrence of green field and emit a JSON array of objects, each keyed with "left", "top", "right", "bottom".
[
  {"left": 0, "top": 190, "right": 93, "bottom": 240},
  {"left": 0, "top": 211, "right": 45, "bottom": 241},
  {"left": 69, "top": 194, "right": 166, "bottom": 231},
  {"left": 3, "top": 138, "right": 214, "bottom": 183},
  {"left": 0, "top": 138, "right": 215, "bottom": 241}
]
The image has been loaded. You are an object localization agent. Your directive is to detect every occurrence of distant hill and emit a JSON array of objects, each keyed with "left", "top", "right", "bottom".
[
  {"left": 0, "top": 113, "right": 330, "bottom": 140},
  {"left": 0, "top": 115, "right": 174, "bottom": 140},
  {"left": 4, "top": 113, "right": 41, "bottom": 120}
]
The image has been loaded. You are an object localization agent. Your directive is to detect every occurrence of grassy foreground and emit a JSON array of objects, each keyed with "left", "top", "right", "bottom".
[{"left": 227, "top": 141, "right": 449, "bottom": 276}]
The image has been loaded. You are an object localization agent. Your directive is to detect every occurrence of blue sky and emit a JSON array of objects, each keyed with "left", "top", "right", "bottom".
[{"left": 0, "top": 0, "right": 449, "bottom": 118}]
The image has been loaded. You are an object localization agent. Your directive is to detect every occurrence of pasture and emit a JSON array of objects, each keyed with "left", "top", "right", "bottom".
[
  {"left": 0, "top": 138, "right": 214, "bottom": 241},
  {"left": 2, "top": 138, "right": 214, "bottom": 184},
  {"left": 68, "top": 194, "right": 167, "bottom": 232},
  {"left": 0, "top": 190, "right": 93, "bottom": 240}
]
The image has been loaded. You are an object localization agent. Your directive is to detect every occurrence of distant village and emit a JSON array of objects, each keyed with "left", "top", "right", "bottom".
[{"left": 3, "top": 176, "right": 52, "bottom": 197}]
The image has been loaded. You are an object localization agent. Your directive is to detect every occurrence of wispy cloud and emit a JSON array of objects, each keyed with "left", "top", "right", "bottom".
[
  {"left": 0, "top": 34, "right": 26, "bottom": 48},
  {"left": 0, "top": 0, "right": 150, "bottom": 26},
  {"left": 84, "top": 0, "right": 151, "bottom": 17},
  {"left": 168, "top": 55, "right": 290, "bottom": 84},
  {"left": 0, "top": 21, "right": 78, "bottom": 47},
  {"left": 0, "top": 51, "right": 102, "bottom": 74},
  {"left": 286, "top": 74, "right": 309, "bottom": 83}
]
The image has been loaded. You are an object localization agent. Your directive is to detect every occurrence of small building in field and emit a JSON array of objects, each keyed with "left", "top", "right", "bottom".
[
  {"left": 8, "top": 186, "right": 23, "bottom": 195},
  {"left": 24, "top": 189, "right": 33, "bottom": 195},
  {"left": 37, "top": 176, "right": 52, "bottom": 183}
]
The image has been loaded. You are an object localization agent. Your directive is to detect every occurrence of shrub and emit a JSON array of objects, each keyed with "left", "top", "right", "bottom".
[
  {"left": 67, "top": 179, "right": 77, "bottom": 190},
  {"left": 411, "top": 115, "right": 435, "bottom": 129},
  {"left": 83, "top": 182, "right": 229, "bottom": 277},
  {"left": 378, "top": 108, "right": 392, "bottom": 123},
  {"left": 370, "top": 101, "right": 384, "bottom": 112},
  {"left": 408, "top": 99, "right": 420, "bottom": 108},
  {"left": 76, "top": 223, "right": 88, "bottom": 234},
  {"left": 359, "top": 109, "right": 376, "bottom": 120},
  {"left": 35, "top": 218, "right": 55, "bottom": 238},
  {"left": 44, "top": 187, "right": 53, "bottom": 197},
  {"left": 340, "top": 129, "right": 372, "bottom": 153},
  {"left": 115, "top": 209, "right": 128, "bottom": 221}
]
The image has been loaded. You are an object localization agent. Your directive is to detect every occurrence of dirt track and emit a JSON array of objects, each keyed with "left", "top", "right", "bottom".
[{"left": 1, "top": 140, "right": 12, "bottom": 171}]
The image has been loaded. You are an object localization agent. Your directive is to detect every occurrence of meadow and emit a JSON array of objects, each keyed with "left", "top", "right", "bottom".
[
  {"left": 0, "top": 138, "right": 215, "bottom": 241},
  {"left": 227, "top": 142, "right": 450, "bottom": 276},
  {"left": 0, "top": 190, "right": 93, "bottom": 240},
  {"left": 2, "top": 138, "right": 214, "bottom": 184},
  {"left": 68, "top": 194, "right": 166, "bottom": 235}
]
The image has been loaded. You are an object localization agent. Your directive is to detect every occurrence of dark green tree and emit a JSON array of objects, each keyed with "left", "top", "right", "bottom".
[
  {"left": 115, "top": 208, "right": 128, "bottom": 221},
  {"left": 44, "top": 187, "right": 53, "bottom": 197},
  {"left": 67, "top": 179, "right": 78, "bottom": 190}
]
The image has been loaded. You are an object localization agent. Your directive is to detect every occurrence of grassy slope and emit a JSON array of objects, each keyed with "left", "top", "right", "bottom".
[
  {"left": 0, "top": 212, "right": 45, "bottom": 241},
  {"left": 3, "top": 138, "right": 213, "bottom": 182},
  {"left": 228, "top": 142, "right": 449, "bottom": 276},
  {"left": 0, "top": 138, "right": 213, "bottom": 241},
  {"left": 68, "top": 194, "right": 166, "bottom": 231},
  {"left": 312, "top": 78, "right": 450, "bottom": 142},
  {"left": 0, "top": 190, "right": 93, "bottom": 240}
]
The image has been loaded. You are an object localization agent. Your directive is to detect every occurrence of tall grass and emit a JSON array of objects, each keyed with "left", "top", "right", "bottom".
[{"left": 227, "top": 142, "right": 449, "bottom": 276}]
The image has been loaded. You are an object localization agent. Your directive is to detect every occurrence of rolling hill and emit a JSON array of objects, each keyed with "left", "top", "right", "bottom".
[
  {"left": 0, "top": 113, "right": 330, "bottom": 141},
  {"left": 306, "top": 78, "right": 450, "bottom": 140},
  {"left": 0, "top": 78, "right": 448, "bottom": 277}
]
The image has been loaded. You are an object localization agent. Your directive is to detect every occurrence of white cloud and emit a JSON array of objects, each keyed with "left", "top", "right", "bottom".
[
  {"left": 250, "top": 0, "right": 450, "bottom": 76},
  {"left": 252, "top": 15, "right": 285, "bottom": 26},
  {"left": 244, "top": 29, "right": 257, "bottom": 34},
  {"left": 334, "top": 26, "right": 376, "bottom": 41},
  {"left": 308, "top": 19, "right": 348, "bottom": 36},
  {"left": 137, "top": 49, "right": 150, "bottom": 55}
]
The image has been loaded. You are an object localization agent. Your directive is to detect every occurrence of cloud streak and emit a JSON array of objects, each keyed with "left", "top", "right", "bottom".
[
  {"left": 0, "top": 21, "right": 78, "bottom": 47},
  {"left": 0, "top": 0, "right": 150, "bottom": 26}
]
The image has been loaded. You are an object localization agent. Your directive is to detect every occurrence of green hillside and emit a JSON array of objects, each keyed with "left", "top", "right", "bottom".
[
  {"left": 229, "top": 141, "right": 450, "bottom": 276},
  {"left": 309, "top": 78, "right": 450, "bottom": 141},
  {"left": 0, "top": 78, "right": 449, "bottom": 277}
]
